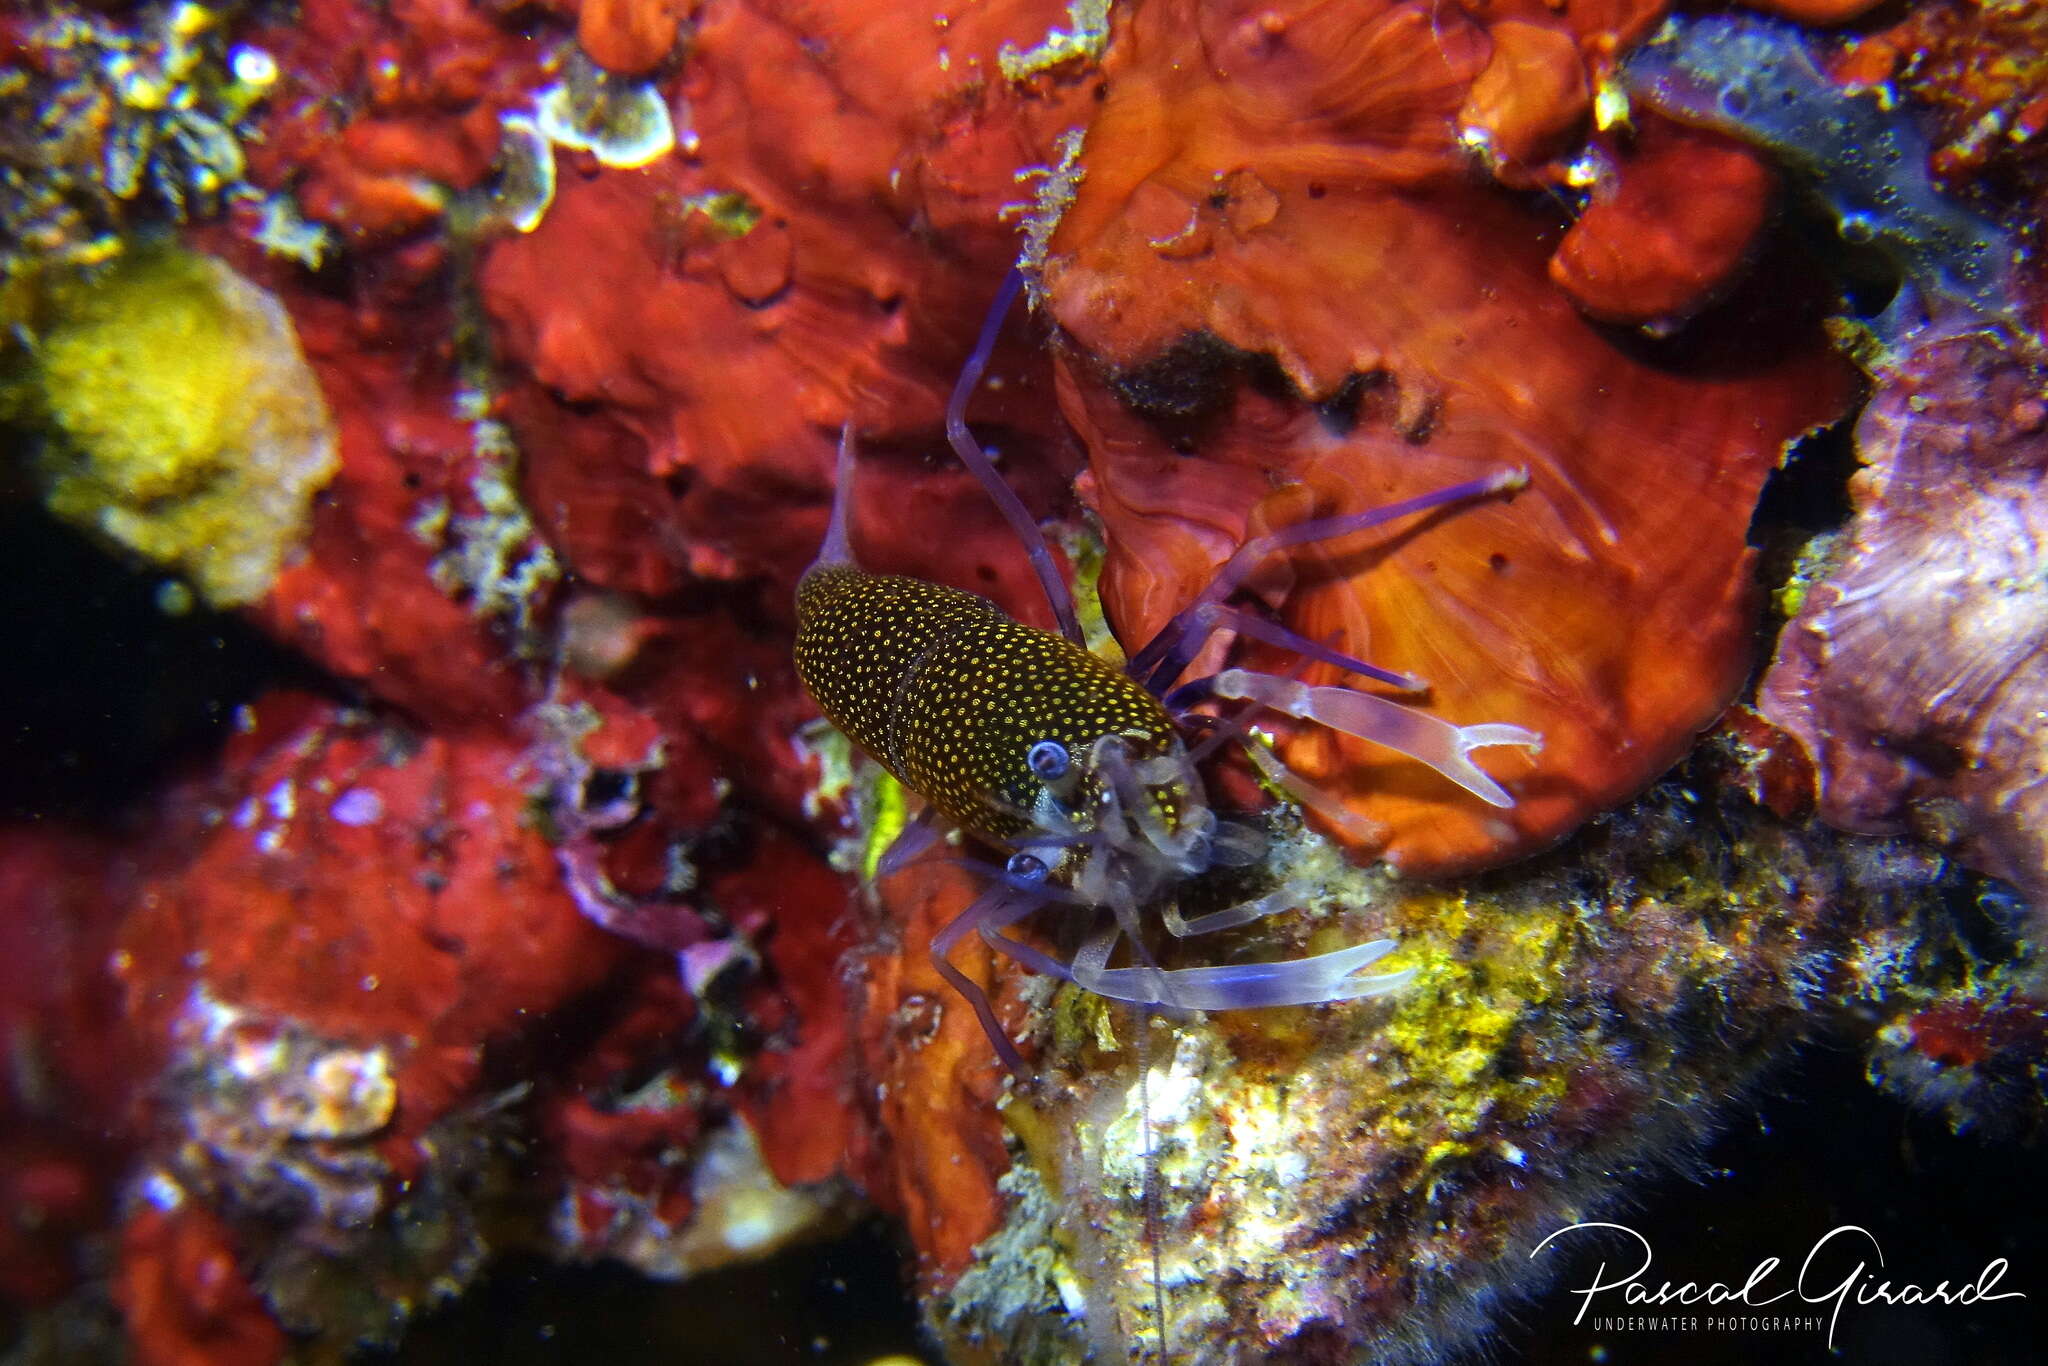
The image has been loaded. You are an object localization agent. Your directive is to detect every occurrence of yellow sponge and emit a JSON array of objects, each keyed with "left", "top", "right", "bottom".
[{"left": 33, "top": 247, "right": 338, "bottom": 607}]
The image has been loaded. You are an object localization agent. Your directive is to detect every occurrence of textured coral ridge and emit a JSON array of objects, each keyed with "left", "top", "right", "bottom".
[
  {"left": 933, "top": 773, "right": 1973, "bottom": 1365},
  {"left": 1042, "top": 0, "right": 1855, "bottom": 872},
  {"left": 1762, "top": 328, "right": 2048, "bottom": 908}
]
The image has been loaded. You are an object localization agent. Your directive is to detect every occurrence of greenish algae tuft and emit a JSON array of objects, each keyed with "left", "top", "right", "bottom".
[{"left": 681, "top": 190, "right": 764, "bottom": 239}]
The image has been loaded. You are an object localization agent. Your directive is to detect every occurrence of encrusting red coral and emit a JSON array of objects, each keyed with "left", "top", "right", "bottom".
[
  {"left": 722, "top": 828, "right": 871, "bottom": 1187},
  {"left": 479, "top": 0, "right": 1097, "bottom": 608},
  {"left": 114, "top": 693, "right": 626, "bottom": 1132},
  {"left": 117, "top": 1203, "right": 287, "bottom": 1366},
  {"left": 1042, "top": 0, "right": 1853, "bottom": 872},
  {"left": 533, "top": 960, "right": 704, "bottom": 1258},
  {"left": 0, "top": 829, "right": 136, "bottom": 1306},
  {"left": 244, "top": 0, "right": 547, "bottom": 243},
  {"left": 846, "top": 858, "right": 1020, "bottom": 1284},
  {"left": 1454, "top": 0, "right": 1764, "bottom": 333},
  {"left": 1549, "top": 115, "right": 1777, "bottom": 325},
  {"left": 1458, "top": 18, "right": 1592, "bottom": 177},
  {"left": 1712, "top": 706, "right": 1819, "bottom": 821},
  {"left": 242, "top": 284, "right": 542, "bottom": 727},
  {"left": 576, "top": 0, "right": 681, "bottom": 77},
  {"left": 76, "top": 678, "right": 860, "bottom": 1353}
]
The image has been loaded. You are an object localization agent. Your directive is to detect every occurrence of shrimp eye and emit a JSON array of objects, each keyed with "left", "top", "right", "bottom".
[
  {"left": 1006, "top": 851, "right": 1050, "bottom": 883},
  {"left": 1026, "top": 739, "right": 1070, "bottom": 782}
]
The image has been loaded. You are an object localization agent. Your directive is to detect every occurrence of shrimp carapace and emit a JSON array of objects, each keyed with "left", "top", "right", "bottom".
[{"left": 796, "top": 563, "right": 1184, "bottom": 845}]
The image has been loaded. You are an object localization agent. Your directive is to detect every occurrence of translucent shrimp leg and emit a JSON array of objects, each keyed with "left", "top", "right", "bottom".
[
  {"left": 1236, "top": 727, "right": 1388, "bottom": 844},
  {"left": 932, "top": 883, "right": 1056, "bottom": 1075},
  {"left": 873, "top": 804, "right": 944, "bottom": 879},
  {"left": 1129, "top": 468, "right": 1527, "bottom": 694},
  {"left": 978, "top": 922, "right": 1074, "bottom": 983},
  {"left": 1142, "top": 601, "right": 1422, "bottom": 695},
  {"left": 1160, "top": 880, "right": 1316, "bottom": 938}
]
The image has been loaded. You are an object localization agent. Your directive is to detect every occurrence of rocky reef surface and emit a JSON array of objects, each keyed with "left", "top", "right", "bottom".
[{"left": 1, "top": 1, "right": 2043, "bottom": 1363}]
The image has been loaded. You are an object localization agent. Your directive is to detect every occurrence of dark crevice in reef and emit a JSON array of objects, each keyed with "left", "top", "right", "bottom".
[
  {"left": 1500, "top": 1037, "right": 2048, "bottom": 1366},
  {"left": 0, "top": 496, "right": 315, "bottom": 823},
  {"left": 1751, "top": 406, "right": 1862, "bottom": 539},
  {"left": 371, "top": 1217, "right": 925, "bottom": 1366}
]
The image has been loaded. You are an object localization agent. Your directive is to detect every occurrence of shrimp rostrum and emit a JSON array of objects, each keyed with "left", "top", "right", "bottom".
[{"left": 794, "top": 278, "right": 1541, "bottom": 1073}]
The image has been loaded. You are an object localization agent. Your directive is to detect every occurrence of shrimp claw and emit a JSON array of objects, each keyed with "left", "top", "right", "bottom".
[{"left": 1186, "top": 669, "right": 1543, "bottom": 808}]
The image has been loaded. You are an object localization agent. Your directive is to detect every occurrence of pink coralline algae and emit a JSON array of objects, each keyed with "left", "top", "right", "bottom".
[
  {"left": 113, "top": 696, "right": 624, "bottom": 1127},
  {"left": 106, "top": 696, "right": 625, "bottom": 1355},
  {"left": 7, "top": 685, "right": 866, "bottom": 1363},
  {"left": 1763, "top": 329, "right": 2048, "bottom": 909}
]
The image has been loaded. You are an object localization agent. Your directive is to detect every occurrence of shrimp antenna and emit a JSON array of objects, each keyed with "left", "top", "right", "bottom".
[
  {"left": 946, "top": 268, "right": 1084, "bottom": 645},
  {"left": 1137, "top": 1007, "right": 1169, "bottom": 1362},
  {"left": 813, "top": 420, "right": 860, "bottom": 570}
]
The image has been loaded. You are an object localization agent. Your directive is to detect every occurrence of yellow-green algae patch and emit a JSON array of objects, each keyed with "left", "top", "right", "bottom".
[
  {"left": 1371, "top": 882, "right": 1577, "bottom": 1154},
  {"left": 1048, "top": 515, "right": 1119, "bottom": 665},
  {"left": 679, "top": 190, "right": 764, "bottom": 240},
  {"left": 18, "top": 246, "right": 337, "bottom": 607}
]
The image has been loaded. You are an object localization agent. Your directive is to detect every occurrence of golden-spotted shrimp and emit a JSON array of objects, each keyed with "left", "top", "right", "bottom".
[{"left": 796, "top": 273, "right": 1539, "bottom": 1071}]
